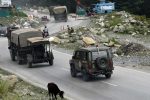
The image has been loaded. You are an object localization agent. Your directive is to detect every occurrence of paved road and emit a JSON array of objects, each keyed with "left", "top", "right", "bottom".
[
  {"left": 0, "top": 37, "right": 150, "bottom": 100},
  {"left": 24, "top": 10, "right": 87, "bottom": 35}
]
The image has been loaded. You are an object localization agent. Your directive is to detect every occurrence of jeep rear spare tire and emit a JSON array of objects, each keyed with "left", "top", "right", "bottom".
[{"left": 96, "top": 57, "right": 107, "bottom": 69}]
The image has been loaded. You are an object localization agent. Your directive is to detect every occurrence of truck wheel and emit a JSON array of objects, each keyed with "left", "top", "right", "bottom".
[
  {"left": 49, "top": 59, "right": 53, "bottom": 66},
  {"left": 17, "top": 53, "right": 22, "bottom": 64},
  {"left": 10, "top": 50, "right": 15, "bottom": 61},
  {"left": 70, "top": 65, "right": 77, "bottom": 77},
  {"left": 105, "top": 73, "right": 111, "bottom": 79},
  {"left": 82, "top": 69, "right": 90, "bottom": 81},
  {"left": 28, "top": 61, "right": 32, "bottom": 68}
]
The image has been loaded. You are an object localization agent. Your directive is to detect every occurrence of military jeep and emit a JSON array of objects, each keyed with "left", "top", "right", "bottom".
[
  {"left": 27, "top": 37, "right": 54, "bottom": 67},
  {"left": 69, "top": 46, "right": 114, "bottom": 81}
]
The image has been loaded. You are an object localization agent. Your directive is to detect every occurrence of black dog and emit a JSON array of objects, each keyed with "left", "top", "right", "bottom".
[{"left": 47, "top": 82, "right": 64, "bottom": 100}]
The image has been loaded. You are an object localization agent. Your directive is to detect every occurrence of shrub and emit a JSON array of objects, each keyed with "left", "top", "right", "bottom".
[{"left": 0, "top": 80, "right": 9, "bottom": 98}]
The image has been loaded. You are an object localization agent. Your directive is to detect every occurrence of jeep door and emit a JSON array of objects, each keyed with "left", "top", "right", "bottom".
[
  {"left": 74, "top": 51, "right": 82, "bottom": 71},
  {"left": 74, "top": 51, "right": 88, "bottom": 71}
]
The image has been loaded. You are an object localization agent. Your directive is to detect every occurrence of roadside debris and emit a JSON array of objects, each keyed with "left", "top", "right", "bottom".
[
  {"left": 82, "top": 37, "right": 96, "bottom": 46},
  {"left": 116, "top": 42, "right": 148, "bottom": 55}
]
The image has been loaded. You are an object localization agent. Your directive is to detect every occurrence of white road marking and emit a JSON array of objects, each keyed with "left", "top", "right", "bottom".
[
  {"left": 53, "top": 49, "right": 72, "bottom": 56},
  {"left": 102, "top": 81, "right": 118, "bottom": 87},
  {"left": 116, "top": 66, "right": 150, "bottom": 76}
]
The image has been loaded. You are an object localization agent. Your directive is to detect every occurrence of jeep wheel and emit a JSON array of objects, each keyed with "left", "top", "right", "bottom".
[
  {"left": 49, "top": 59, "right": 53, "bottom": 66},
  {"left": 70, "top": 65, "right": 77, "bottom": 77},
  {"left": 82, "top": 69, "right": 89, "bottom": 81},
  {"left": 105, "top": 73, "right": 111, "bottom": 79}
]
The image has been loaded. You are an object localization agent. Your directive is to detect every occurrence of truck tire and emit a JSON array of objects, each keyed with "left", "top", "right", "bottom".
[
  {"left": 28, "top": 61, "right": 32, "bottom": 68},
  {"left": 70, "top": 65, "right": 77, "bottom": 77},
  {"left": 49, "top": 59, "right": 53, "bottom": 66},
  {"left": 17, "top": 53, "right": 22, "bottom": 64},
  {"left": 82, "top": 69, "right": 90, "bottom": 81},
  {"left": 10, "top": 50, "right": 15, "bottom": 61}
]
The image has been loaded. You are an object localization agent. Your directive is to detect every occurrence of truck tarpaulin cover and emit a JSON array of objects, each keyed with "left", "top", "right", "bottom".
[
  {"left": 53, "top": 6, "right": 67, "bottom": 14},
  {"left": 11, "top": 28, "right": 42, "bottom": 47}
]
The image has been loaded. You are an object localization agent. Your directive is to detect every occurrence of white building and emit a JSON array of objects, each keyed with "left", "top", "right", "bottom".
[{"left": 0, "top": 0, "right": 11, "bottom": 6}]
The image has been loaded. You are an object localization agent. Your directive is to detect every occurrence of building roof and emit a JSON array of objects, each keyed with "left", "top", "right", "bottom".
[{"left": 0, "top": 4, "right": 11, "bottom": 8}]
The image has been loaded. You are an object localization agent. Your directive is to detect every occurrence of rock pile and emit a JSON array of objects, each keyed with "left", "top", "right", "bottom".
[
  {"left": 91, "top": 11, "right": 150, "bottom": 35},
  {"left": 116, "top": 42, "right": 148, "bottom": 55}
]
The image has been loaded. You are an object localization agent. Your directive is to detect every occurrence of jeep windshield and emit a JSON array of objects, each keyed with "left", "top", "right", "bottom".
[{"left": 91, "top": 51, "right": 108, "bottom": 60}]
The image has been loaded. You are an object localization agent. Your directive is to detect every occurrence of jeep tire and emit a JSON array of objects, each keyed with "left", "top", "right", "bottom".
[
  {"left": 105, "top": 73, "right": 111, "bottom": 79},
  {"left": 49, "top": 59, "right": 53, "bottom": 66},
  {"left": 70, "top": 65, "right": 77, "bottom": 77},
  {"left": 82, "top": 69, "right": 90, "bottom": 81}
]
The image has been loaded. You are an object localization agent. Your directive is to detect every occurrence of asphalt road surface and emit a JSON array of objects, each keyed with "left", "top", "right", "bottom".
[
  {"left": 0, "top": 12, "right": 150, "bottom": 100},
  {"left": 0, "top": 37, "right": 150, "bottom": 100}
]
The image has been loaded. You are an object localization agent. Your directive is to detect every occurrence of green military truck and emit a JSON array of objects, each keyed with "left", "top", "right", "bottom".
[
  {"left": 52, "top": 6, "right": 68, "bottom": 22},
  {"left": 8, "top": 28, "right": 54, "bottom": 67},
  {"left": 27, "top": 37, "right": 54, "bottom": 67}
]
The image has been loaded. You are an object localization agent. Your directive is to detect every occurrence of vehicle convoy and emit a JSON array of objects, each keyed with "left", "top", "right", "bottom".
[
  {"left": 69, "top": 46, "right": 114, "bottom": 81},
  {"left": 7, "top": 28, "right": 54, "bottom": 67},
  {"left": 52, "top": 6, "right": 68, "bottom": 22}
]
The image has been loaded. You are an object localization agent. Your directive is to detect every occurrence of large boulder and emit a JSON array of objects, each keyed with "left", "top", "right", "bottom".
[
  {"left": 82, "top": 37, "right": 96, "bottom": 45},
  {"left": 49, "top": 37, "right": 61, "bottom": 44}
]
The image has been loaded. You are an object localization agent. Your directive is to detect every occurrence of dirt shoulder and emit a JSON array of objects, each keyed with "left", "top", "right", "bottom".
[{"left": 0, "top": 68, "right": 66, "bottom": 100}]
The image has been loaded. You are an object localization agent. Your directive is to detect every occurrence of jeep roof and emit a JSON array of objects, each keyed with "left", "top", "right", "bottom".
[{"left": 76, "top": 46, "right": 111, "bottom": 52}]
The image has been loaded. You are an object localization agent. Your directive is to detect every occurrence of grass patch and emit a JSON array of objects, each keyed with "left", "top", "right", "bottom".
[{"left": 57, "top": 42, "right": 82, "bottom": 50}]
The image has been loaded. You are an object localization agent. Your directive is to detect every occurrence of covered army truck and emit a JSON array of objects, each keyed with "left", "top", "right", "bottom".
[
  {"left": 27, "top": 37, "right": 54, "bottom": 67},
  {"left": 8, "top": 28, "right": 43, "bottom": 64},
  {"left": 52, "top": 6, "right": 68, "bottom": 22}
]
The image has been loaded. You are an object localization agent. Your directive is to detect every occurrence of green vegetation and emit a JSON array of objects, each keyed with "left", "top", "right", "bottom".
[
  {"left": 0, "top": 80, "right": 9, "bottom": 98},
  {"left": 0, "top": 17, "right": 19, "bottom": 25},
  {"left": 57, "top": 42, "right": 82, "bottom": 50},
  {"left": 109, "top": 16, "right": 122, "bottom": 27},
  {"left": 0, "top": 68, "right": 68, "bottom": 100},
  {"left": 10, "top": 11, "right": 27, "bottom": 17}
]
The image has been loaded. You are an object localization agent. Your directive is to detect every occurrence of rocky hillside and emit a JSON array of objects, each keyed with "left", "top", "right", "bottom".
[
  {"left": 12, "top": 0, "right": 55, "bottom": 7},
  {"left": 50, "top": 11, "right": 150, "bottom": 70}
]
